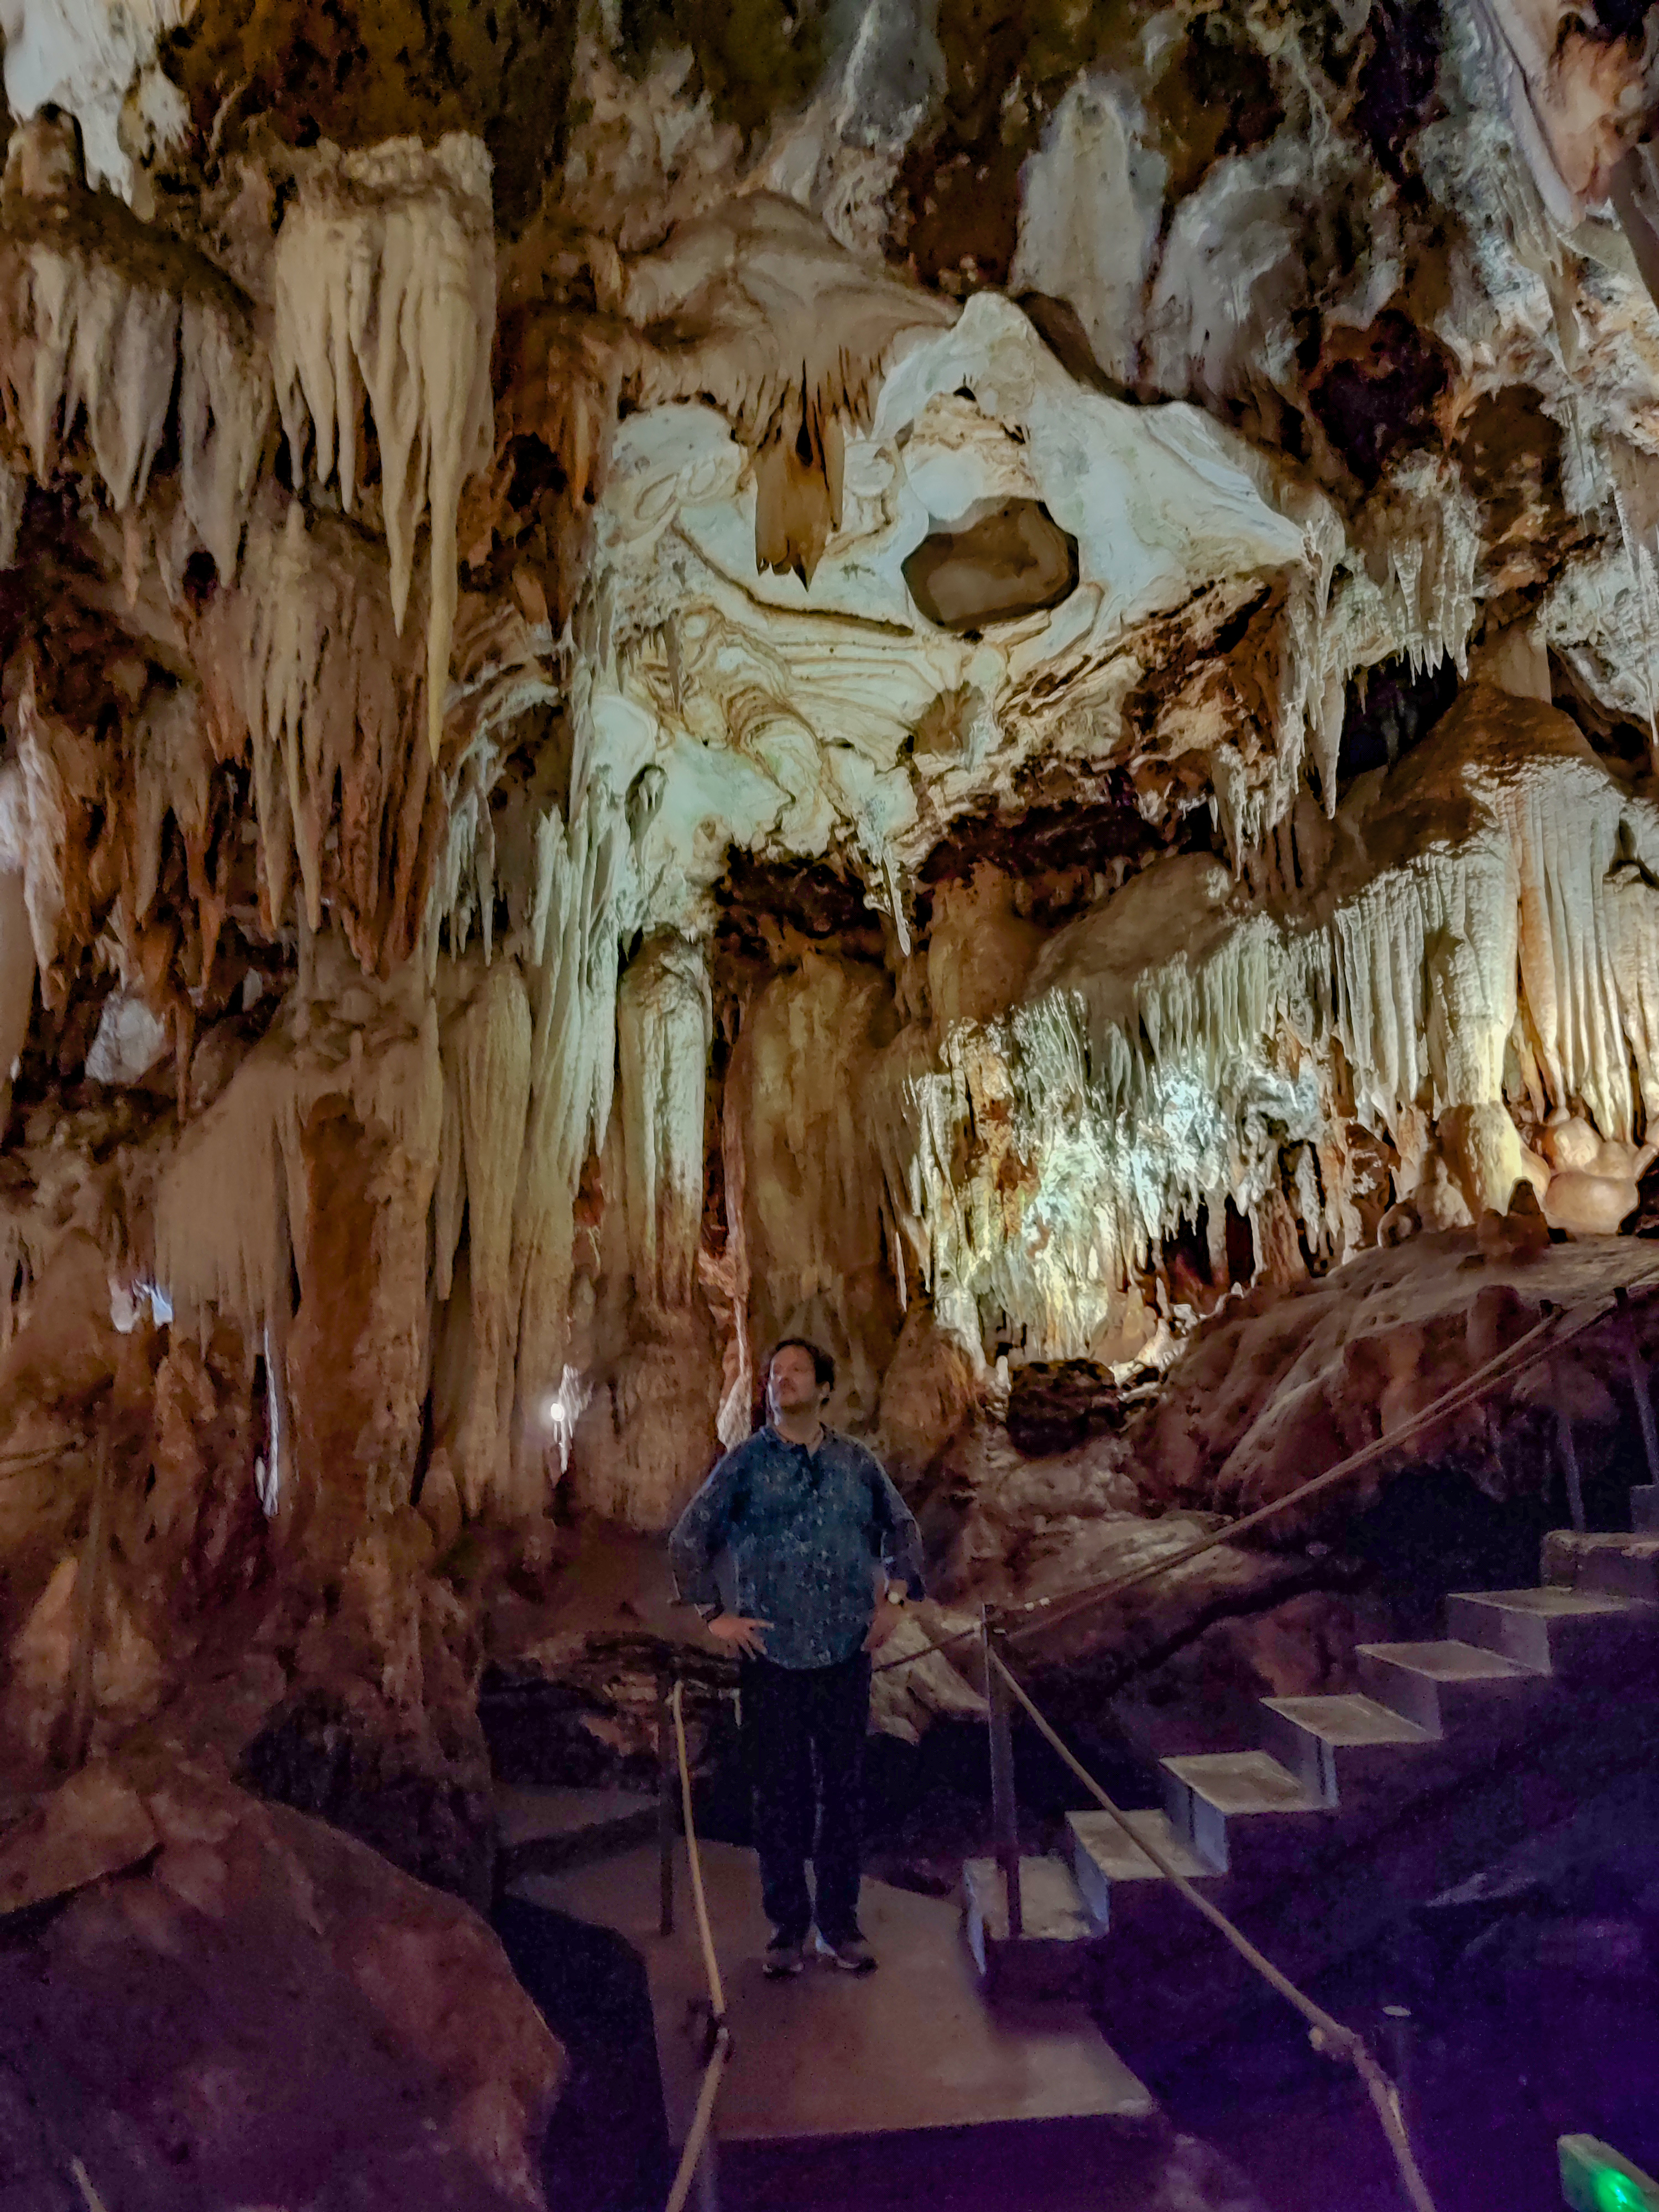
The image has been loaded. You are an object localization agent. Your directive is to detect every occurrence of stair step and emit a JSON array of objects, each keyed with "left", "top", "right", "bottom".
[
  {"left": 1446, "top": 1587, "right": 1657, "bottom": 1678},
  {"left": 1160, "top": 1750, "right": 1329, "bottom": 1876},
  {"left": 1258, "top": 1693, "right": 1437, "bottom": 1807},
  {"left": 1357, "top": 1639, "right": 1540, "bottom": 1733},
  {"left": 1634, "top": 1486, "right": 1659, "bottom": 1535},
  {"left": 1543, "top": 1529, "right": 1659, "bottom": 1605},
  {"left": 493, "top": 1784, "right": 659, "bottom": 1875},
  {"left": 962, "top": 1855, "right": 1101, "bottom": 2001},
  {"left": 1064, "top": 1808, "right": 1222, "bottom": 1929}
]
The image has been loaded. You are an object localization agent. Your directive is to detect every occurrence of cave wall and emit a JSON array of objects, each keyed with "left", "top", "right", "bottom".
[{"left": 2, "top": 0, "right": 1659, "bottom": 1798}]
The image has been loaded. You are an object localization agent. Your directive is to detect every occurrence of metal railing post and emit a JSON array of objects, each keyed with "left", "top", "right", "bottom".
[
  {"left": 984, "top": 1614, "right": 1022, "bottom": 1939},
  {"left": 1557, "top": 1409, "right": 1587, "bottom": 1533},
  {"left": 658, "top": 1665, "right": 677, "bottom": 1937},
  {"left": 1616, "top": 1288, "right": 1659, "bottom": 1488}
]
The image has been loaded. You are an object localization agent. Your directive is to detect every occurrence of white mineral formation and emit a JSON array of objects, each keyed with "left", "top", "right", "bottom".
[
  {"left": 1469, "top": 0, "right": 1646, "bottom": 231},
  {"left": 622, "top": 193, "right": 958, "bottom": 581},
  {"left": 869, "top": 688, "right": 1659, "bottom": 1366},
  {"left": 273, "top": 135, "right": 497, "bottom": 764},
  {"left": 5, "top": 1, "right": 1659, "bottom": 1792},
  {"left": 1008, "top": 75, "right": 1166, "bottom": 390},
  {"left": 0, "top": 0, "right": 187, "bottom": 197},
  {"left": 85, "top": 989, "right": 167, "bottom": 1083}
]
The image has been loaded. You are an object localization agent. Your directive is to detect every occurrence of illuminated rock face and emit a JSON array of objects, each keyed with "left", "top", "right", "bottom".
[{"left": 1, "top": 0, "right": 1659, "bottom": 1830}]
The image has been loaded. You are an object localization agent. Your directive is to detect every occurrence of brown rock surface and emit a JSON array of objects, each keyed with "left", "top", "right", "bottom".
[
  {"left": 0, "top": 1752, "right": 564, "bottom": 2211},
  {"left": 1130, "top": 1224, "right": 1659, "bottom": 1521}
]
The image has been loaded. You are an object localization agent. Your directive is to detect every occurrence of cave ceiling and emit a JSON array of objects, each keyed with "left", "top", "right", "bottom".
[{"left": 0, "top": 0, "right": 1657, "bottom": 1551}]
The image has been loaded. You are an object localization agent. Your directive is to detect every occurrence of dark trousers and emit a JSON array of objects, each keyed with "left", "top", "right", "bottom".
[{"left": 740, "top": 1649, "right": 871, "bottom": 1944}]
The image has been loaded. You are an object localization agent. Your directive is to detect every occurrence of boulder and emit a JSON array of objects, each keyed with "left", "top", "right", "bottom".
[{"left": 0, "top": 1752, "right": 564, "bottom": 2211}]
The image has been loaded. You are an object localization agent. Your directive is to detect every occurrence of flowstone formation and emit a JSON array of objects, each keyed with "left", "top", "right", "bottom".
[{"left": 4, "top": 0, "right": 1659, "bottom": 2083}]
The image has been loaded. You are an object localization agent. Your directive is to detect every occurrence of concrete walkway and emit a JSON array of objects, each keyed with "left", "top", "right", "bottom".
[{"left": 513, "top": 1839, "right": 1163, "bottom": 2208}]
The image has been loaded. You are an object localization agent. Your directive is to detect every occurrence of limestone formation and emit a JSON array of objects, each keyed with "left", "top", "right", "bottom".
[{"left": 5, "top": 15, "right": 1659, "bottom": 2167}]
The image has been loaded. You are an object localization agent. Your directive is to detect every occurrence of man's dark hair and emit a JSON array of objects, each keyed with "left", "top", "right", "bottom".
[{"left": 766, "top": 1336, "right": 836, "bottom": 1391}]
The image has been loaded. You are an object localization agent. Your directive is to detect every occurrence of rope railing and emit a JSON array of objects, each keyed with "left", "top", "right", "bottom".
[
  {"left": 988, "top": 1645, "right": 1441, "bottom": 2212},
  {"left": 874, "top": 1265, "right": 1659, "bottom": 1678},
  {"left": 649, "top": 1262, "right": 1659, "bottom": 2210},
  {"left": 662, "top": 1676, "right": 731, "bottom": 2212}
]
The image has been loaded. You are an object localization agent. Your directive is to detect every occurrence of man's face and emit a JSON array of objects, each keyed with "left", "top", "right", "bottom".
[{"left": 768, "top": 1344, "right": 825, "bottom": 1416}]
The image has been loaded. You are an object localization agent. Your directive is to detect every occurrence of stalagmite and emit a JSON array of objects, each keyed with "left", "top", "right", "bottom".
[
  {"left": 272, "top": 135, "right": 497, "bottom": 766},
  {"left": 15, "top": 0, "right": 1659, "bottom": 1983},
  {"left": 1007, "top": 74, "right": 1165, "bottom": 392}
]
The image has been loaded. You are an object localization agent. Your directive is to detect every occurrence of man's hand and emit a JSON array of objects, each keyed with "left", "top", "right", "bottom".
[
  {"left": 862, "top": 1592, "right": 906, "bottom": 1652},
  {"left": 707, "top": 1613, "right": 771, "bottom": 1658}
]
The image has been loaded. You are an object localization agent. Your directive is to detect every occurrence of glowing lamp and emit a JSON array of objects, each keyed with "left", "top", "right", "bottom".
[{"left": 1561, "top": 2137, "right": 1659, "bottom": 2212}]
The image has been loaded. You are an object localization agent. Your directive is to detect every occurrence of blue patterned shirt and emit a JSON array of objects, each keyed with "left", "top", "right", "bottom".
[{"left": 668, "top": 1426, "right": 926, "bottom": 1670}]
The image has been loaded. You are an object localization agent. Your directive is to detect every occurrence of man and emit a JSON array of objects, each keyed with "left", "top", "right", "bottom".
[{"left": 668, "top": 1338, "right": 926, "bottom": 1978}]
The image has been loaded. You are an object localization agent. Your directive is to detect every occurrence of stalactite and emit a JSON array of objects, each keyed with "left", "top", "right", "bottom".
[
  {"left": 272, "top": 134, "right": 497, "bottom": 767},
  {"left": 153, "top": 1039, "right": 298, "bottom": 1332},
  {"left": 8, "top": 657, "right": 82, "bottom": 1005},
  {"left": 505, "top": 781, "right": 629, "bottom": 1501},
  {"left": 872, "top": 686, "right": 1659, "bottom": 1363},
  {"left": 698, "top": 1063, "right": 754, "bottom": 1450},
  {"left": 131, "top": 684, "right": 211, "bottom": 925},
  {"left": 728, "top": 950, "right": 896, "bottom": 1417},
  {"left": 0, "top": 127, "right": 272, "bottom": 579},
  {"left": 622, "top": 193, "right": 956, "bottom": 582},
  {"left": 176, "top": 294, "right": 274, "bottom": 584},
  {"left": 450, "top": 959, "right": 533, "bottom": 1514},
  {"left": 616, "top": 935, "right": 711, "bottom": 1313},
  {"left": 225, "top": 499, "right": 418, "bottom": 954}
]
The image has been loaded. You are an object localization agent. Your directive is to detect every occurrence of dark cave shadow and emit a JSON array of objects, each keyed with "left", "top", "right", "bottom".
[{"left": 492, "top": 1896, "right": 672, "bottom": 2212}]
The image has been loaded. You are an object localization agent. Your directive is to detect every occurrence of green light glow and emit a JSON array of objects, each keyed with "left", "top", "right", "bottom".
[{"left": 1594, "top": 2169, "right": 1651, "bottom": 2212}]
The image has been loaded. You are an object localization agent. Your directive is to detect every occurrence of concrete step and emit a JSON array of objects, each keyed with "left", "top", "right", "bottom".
[
  {"left": 1258, "top": 1692, "right": 1438, "bottom": 1808},
  {"left": 1543, "top": 1528, "right": 1659, "bottom": 1605},
  {"left": 1634, "top": 1485, "right": 1659, "bottom": 1534},
  {"left": 962, "top": 1855, "right": 1102, "bottom": 2002},
  {"left": 1063, "top": 1807, "right": 1223, "bottom": 1931},
  {"left": 1160, "top": 1749, "right": 1331, "bottom": 1876},
  {"left": 1091, "top": 1691, "right": 1659, "bottom": 2081},
  {"left": 1446, "top": 1586, "right": 1658, "bottom": 1678},
  {"left": 1357, "top": 1639, "right": 1541, "bottom": 1733},
  {"left": 493, "top": 1783, "right": 660, "bottom": 1878}
]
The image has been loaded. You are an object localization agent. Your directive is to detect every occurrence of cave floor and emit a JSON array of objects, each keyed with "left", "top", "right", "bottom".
[{"left": 512, "top": 1838, "right": 1171, "bottom": 2211}]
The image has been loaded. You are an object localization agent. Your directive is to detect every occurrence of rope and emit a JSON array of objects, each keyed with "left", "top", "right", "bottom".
[
  {"left": 69, "top": 2160, "right": 109, "bottom": 2212},
  {"left": 988, "top": 1648, "right": 1440, "bottom": 2212},
  {"left": 874, "top": 1265, "right": 1659, "bottom": 1676},
  {"left": 663, "top": 1676, "right": 729, "bottom": 2212}
]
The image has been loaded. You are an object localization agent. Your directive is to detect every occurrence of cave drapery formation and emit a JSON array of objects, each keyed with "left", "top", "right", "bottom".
[{"left": 6, "top": 0, "right": 1659, "bottom": 1898}]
